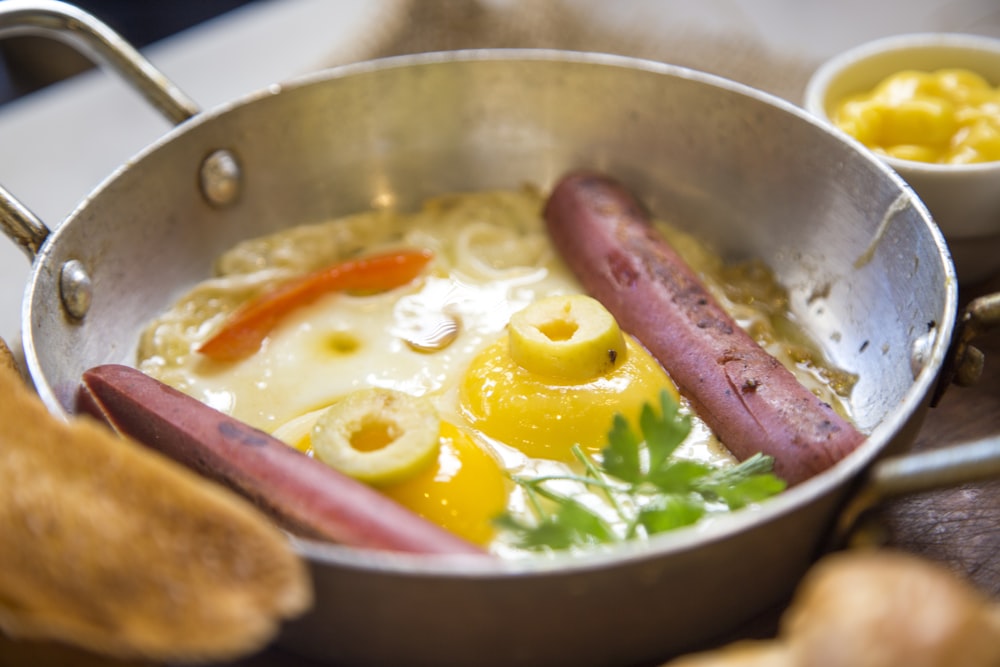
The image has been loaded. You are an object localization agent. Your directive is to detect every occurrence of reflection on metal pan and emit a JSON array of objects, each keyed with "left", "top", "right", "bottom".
[{"left": 3, "top": 3, "right": 998, "bottom": 667}]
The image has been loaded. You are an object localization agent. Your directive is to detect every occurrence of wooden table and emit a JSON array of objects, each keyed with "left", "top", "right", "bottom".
[{"left": 877, "top": 272, "right": 1000, "bottom": 599}]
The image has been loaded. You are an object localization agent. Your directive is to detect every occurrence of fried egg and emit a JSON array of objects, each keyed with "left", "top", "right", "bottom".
[{"left": 136, "top": 188, "right": 843, "bottom": 555}]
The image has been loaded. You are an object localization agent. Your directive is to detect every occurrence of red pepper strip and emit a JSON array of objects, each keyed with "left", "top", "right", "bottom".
[{"left": 198, "top": 248, "right": 434, "bottom": 362}]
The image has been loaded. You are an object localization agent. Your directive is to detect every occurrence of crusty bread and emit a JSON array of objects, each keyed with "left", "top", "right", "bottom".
[
  {"left": 781, "top": 550, "right": 1000, "bottom": 667},
  {"left": 0, "top": 344, "right": 312, "bottom": 663},
  {"left": 664, "top": 642, "right": 793, "bottom": 667},
  {"left": 0, "top": 337, "right": 18, "bottom": 377},
  {"left": 665, "top": 550, "right": 1000, "bottom": 667}
]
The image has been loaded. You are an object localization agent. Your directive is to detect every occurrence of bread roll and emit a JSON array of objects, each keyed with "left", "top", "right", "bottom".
[{"left": 0, "top": 345, "right": 312, "bottom": 663}]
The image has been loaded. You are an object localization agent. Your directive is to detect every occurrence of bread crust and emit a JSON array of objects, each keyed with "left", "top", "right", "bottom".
[{"left": 0, "top": 346, "right": 312, "bottom": 663}]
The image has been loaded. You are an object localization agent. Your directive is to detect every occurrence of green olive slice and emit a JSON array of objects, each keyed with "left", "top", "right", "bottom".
[
  {"left": 311, "top": 388, "right": 440, "bottom": 486},
  {"left": 508, "top": 294, "right": 627, "bottom": 381}
]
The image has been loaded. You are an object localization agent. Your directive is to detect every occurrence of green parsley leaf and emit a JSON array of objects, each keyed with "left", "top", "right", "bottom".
[
  {"left": 494, "top": 499, "right": 615, "bottom": 551},
  {"left": 602, "top": 413, "right": 642, "bottom": 483},
  {"left": 494, "top": 390, "right": 787, "bottom": 552},
  {"left": 694, "top": 452, "right": 788, "bottom": 509},
  {"left": 643, "top": 391, "right": 691, "bottom": 475},
  {"left": 646, "top": 459, "right": 713, "bottom": 493},
  {"left": 637, "top": 495, "right": 706, "bottom": 535}
]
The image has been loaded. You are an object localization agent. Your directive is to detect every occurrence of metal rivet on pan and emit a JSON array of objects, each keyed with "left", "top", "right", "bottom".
[
  {"left": 199, "top": 149, "right": 242, "bottom": 207},
  {"left": 59, "top": 259, "right": 92, "bottom": 320},
  {"left": 909, "top": 328, "right": 935, "bottom": 379}
]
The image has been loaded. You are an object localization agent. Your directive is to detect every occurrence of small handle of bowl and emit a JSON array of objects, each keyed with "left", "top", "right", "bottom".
[{"left": 0, "top": 0, "right": 200, "bottom": 260}]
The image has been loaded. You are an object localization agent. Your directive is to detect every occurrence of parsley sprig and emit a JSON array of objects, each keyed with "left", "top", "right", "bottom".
[{"left": 495, "top": 390, "right": 787, "bottom": 552}]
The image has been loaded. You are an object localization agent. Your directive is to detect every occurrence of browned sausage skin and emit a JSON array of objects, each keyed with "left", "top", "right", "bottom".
[
  {"left": 543, "top": 171, "right": 866, "bottom": 485},
  {"left": 78, "top": 364, "right": 485, "bottom": 556}
]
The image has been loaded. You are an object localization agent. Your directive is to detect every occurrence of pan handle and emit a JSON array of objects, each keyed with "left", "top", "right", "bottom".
[
  {"left": 0, "top": 0, "right": 201, "bottom": 260},
  {"left": 0, "top": 0, "right": 199, "bottom": 124},
  {"left": 834, "top": 434, "right": 1000, "bottom": 547},
  {"left": 0, "top": 182, "right": 48, "bottom": 261}
]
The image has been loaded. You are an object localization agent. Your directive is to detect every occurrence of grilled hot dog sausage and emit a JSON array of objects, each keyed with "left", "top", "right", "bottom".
[
  {"left": 79, "top": 364, "right": 485, "bottom": 556},
  {"left": 543, "top": 171, "right": 865, "bottom": 485}
]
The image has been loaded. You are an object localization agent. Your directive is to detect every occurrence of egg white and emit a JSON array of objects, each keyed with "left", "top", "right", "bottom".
[
  {"left": 178, "top": 263, "right": 579, "bottom": 434},
  {"left": 136, "top": 189, "right": 847, "bottom": 555}
]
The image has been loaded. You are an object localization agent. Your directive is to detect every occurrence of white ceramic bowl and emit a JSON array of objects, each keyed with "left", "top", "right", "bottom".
[{"left": 805, "top": 33, "right": 1000, "bottom": 285}]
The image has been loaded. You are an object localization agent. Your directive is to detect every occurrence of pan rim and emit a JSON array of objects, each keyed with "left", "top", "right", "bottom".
[{"left": 21, "top": 48, "right": 959, "bottom": 575}]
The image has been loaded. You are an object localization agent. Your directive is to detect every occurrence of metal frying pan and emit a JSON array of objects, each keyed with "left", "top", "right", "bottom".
[{"left": 1, "top": 2, "right": 998, "bottom": 665}]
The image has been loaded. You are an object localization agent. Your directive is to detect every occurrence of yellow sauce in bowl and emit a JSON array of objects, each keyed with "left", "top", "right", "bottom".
[{"left": 832, "top": 68, "right": 1000, "bottom": 164}]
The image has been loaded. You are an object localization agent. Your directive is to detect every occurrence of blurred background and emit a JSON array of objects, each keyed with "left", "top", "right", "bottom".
[
  {"left": 0, "top": 1, "right": 257, "bottom": 103},
  {"left": 0, "top": 0, "right": 999, "bottom": 345},
  {"left": 2, "top": 0, "right": 1000, "bottom": 106}
]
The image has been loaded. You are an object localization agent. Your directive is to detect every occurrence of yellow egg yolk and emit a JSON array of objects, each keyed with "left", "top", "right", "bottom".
[
  {"left": 459, "top": 334, "right": 678, "bottom": 462},
  {"left": 379, "top": 421, "right": 509, "bottom": 546},
  {"left": 287, "top": 418, "right": 509, "bottom": 546}
]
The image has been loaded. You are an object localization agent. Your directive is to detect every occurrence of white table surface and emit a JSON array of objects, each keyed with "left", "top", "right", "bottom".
[
  {"left": 0, "top": 0, "right": 405, "bottom": 347},
  {"left": 2, "top": 0, "right": 998, "bottom": 348}
]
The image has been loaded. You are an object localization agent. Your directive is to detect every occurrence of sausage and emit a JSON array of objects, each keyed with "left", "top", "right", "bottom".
[
  {"left": 78, "top": 364, "right": 485, "bottom": 556},
  {"left": 543, "top": 171, "right": 866, "bottom": 485}
]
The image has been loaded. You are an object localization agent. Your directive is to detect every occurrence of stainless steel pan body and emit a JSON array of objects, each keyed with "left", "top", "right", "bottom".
[{"left": 0, "top": 3, "right": 965, "bottom": 666}]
